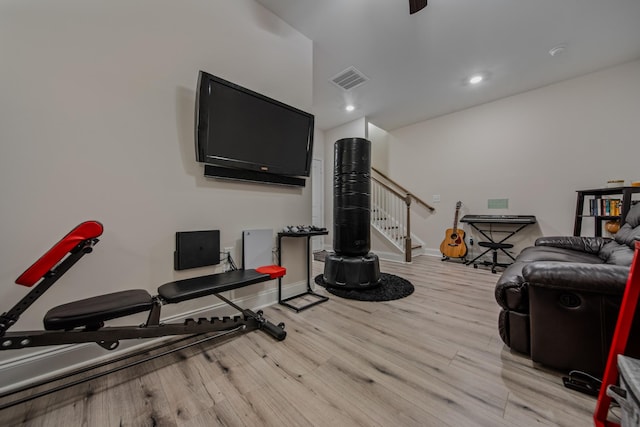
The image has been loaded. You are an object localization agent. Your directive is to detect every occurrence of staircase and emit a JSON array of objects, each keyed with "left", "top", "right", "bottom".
[{"left": 371, "top": 168, "right": 434, "bottom": 262}]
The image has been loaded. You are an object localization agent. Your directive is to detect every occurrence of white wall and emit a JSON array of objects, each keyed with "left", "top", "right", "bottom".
[
  {"left": 0, "top": 0, "right": 312, "bottom": 380},
  {"left": 368, "top": 123, "right": 391, "bottom": 175},
  {"left": 383, "top": 59, "right": 640, "bottom": 259}
]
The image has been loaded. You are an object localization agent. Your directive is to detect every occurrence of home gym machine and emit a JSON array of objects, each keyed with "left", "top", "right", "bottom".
[{"left": 0, "top": 220, "right": 287, "bottom": 409}]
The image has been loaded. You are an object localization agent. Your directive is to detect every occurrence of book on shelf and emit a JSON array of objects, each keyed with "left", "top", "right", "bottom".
[{"left": 588, "top": 198, "right": 621, "bottom": 216}]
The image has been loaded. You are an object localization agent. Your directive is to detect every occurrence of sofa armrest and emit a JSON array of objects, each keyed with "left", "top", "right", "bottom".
[
  {"left": 534, "top": 236, "right": 611, "bottom": 254},
  {"left": 523, "top": 262, "right": 629, "bottom": 296}
]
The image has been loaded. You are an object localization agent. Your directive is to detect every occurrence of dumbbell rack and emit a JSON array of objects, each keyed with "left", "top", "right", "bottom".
[{"left": 277, "top": 230, "right": 329, "bottom": 312}]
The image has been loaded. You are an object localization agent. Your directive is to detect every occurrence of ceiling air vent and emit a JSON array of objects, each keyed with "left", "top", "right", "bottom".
[{"left": 330, "top": 67, "right": 369, "bottom": 91}]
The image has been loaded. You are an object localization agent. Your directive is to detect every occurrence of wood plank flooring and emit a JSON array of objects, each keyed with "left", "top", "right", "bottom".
[{"left": 0, "top": 256, "right": 598, "bottom": 426}]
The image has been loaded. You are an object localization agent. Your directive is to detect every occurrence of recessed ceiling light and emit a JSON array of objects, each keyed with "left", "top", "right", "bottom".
[
  {"left": 345, "top": 104, "right": 355, "bottom": 112},
  {"left": 469, "top": 74, "right": 483, "bottom": 85}
]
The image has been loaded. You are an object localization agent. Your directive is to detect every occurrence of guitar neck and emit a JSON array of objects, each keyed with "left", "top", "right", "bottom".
[{"left": 452, "top": 209, "right": 460, "bottom": 232}]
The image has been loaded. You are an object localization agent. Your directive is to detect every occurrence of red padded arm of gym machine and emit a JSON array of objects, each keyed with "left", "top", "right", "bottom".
[{"left": 15, "top": 221, "right": 104, "bottom": 287}]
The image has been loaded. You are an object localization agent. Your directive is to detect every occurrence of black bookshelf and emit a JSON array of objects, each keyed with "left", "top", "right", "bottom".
[{"left": 573, "top": 187, "right": 640, "bottom": 236}]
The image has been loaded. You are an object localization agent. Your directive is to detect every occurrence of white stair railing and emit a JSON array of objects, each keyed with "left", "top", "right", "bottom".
[
  {"left": 370, "top": 171, "right": 434, "bottom": 262},
  {"left": 371, "top": 181, "right": 404, "bottom": 252}
]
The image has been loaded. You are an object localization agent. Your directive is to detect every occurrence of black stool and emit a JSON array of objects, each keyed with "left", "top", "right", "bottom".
[{"left": 475, "top": 242, "right": 514, "bottom": 273}]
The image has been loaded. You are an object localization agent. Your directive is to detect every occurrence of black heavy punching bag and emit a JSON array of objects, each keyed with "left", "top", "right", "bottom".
[
  {"left": 333, "top": 137, "right": 371, "bottom": 256},
  {"left": 323, "top": 137, "right": 380, "bottom": 289}
]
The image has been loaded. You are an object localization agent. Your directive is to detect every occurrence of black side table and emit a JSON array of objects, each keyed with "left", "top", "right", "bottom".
[{"left": 277, "top": 230, "right": 329, "bottom": 312}]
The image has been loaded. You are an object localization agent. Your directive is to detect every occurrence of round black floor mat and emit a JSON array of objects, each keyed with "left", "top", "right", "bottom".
[{"left": 314, "top": 273, "right": 414, "bottom": 301}]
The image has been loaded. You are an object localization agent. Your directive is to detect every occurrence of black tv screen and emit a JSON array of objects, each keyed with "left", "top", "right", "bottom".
[{"left": 195, "top": 71, "right": 314, "bottom": 180}]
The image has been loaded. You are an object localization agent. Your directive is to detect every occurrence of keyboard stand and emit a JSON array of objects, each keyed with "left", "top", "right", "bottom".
[{"left": 460, "top": 216, "right": 536, "bottom": 270}]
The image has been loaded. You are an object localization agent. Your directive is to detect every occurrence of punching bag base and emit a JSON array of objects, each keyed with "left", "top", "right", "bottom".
[{"left": 323, "top": 253, "right": 381, "bottom": 290}]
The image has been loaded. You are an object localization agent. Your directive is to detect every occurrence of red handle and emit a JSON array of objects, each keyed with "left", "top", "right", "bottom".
[{"left": 15, "top": 221, "right": 104, "bottom": 287}]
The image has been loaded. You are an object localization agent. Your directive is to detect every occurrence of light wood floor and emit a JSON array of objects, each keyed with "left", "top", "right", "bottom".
[{"left": 0, "top": 256, "right": 598, "bottom": 426}]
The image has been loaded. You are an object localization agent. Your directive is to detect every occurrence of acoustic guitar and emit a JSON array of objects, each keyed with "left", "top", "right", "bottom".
[{"left": 440, "top": 201, "right": 468, "bottom": 259}]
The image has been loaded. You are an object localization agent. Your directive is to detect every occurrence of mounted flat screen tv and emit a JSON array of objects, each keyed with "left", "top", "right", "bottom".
[{"left": 195, "top": 71, "right": 314, "bottom": 186}]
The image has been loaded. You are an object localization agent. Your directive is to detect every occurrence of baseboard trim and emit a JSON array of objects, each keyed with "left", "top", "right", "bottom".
[
  {"left": 319, "top": 245, "right": 442, "bottom": 263},
  {"left": 0, "top": 280, "right": 306, "bottom": 395},
  {"left": 422, "top": 248, "right": 443, "bottom": 258}
]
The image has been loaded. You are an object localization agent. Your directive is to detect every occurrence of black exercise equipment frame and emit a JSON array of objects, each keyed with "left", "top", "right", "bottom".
[
  {"left": 0, "top": 226, "right": 286, "bottom": 409},
  {"left": 1, "top": 238, "right": 285, "bottom": 352}
]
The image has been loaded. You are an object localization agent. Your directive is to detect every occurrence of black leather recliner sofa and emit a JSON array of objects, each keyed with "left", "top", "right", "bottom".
[{"left": 495, "top": 202, "right": 640, "bottom": 377}]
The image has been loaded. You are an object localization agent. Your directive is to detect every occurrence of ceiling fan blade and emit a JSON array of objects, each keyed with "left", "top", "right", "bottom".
[{"left": 409, "top": 0, "right": 428, "bottom": 15}]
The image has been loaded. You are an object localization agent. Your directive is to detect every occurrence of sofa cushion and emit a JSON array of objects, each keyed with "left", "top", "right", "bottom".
[
  {"left": 613, "top": 202, "right": 640, "bottom": 249},
  {"left": 600, "top": 239, "right": 636, "bottom": 265},
  {"left": 516, "top": 245, "right": 603, "bottom": 264},
  {"left": 535, "top": 235, "right": 609, "bottom": 254},
  {"left": 596, "top": 203, "right": 640, "bottom": 264},
  {"left": 624, "top": 202, "right": 640, "bottom": 228},
  {"left": 614, "top": 222, "right": 640, "bottom": 248}
]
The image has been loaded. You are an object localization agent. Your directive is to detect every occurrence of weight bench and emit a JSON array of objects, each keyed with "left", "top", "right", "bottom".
[{"left": 0, "top": 221, "right": 287, "bottom": 408}]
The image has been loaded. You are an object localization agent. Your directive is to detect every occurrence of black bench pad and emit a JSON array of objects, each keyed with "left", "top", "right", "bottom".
[
  {"left": 44, "top": 289, "right": 154, "bottom": 331},
  {"left": 158, "top": 269, "right": 270, "bottom": 304}
]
